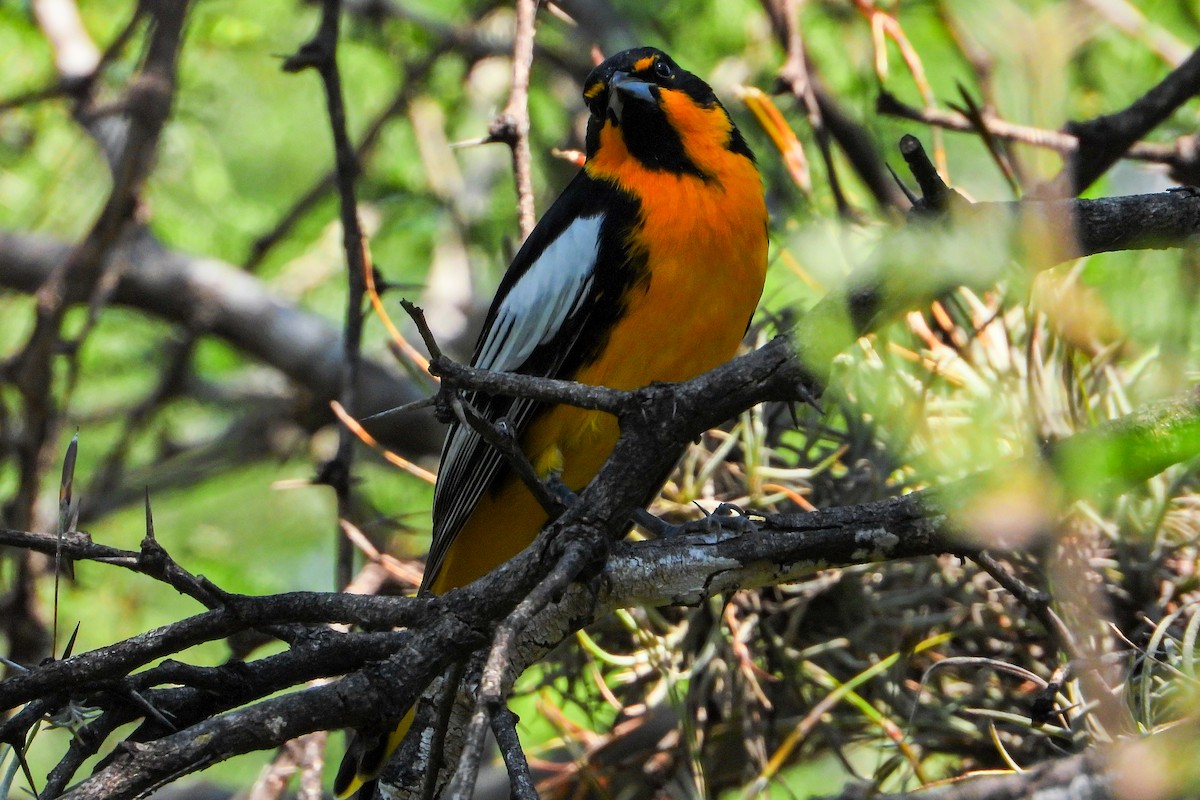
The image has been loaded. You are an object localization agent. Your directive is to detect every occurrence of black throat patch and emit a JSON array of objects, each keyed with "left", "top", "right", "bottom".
[{"left": 585, "top": 95, "right": 711, "bottom": 181}]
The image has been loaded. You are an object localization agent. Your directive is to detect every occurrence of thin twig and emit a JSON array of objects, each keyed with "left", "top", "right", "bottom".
[
  {"left": 775, "top": 0, "right": 853, "bottom": 217},
  {"left": 443, "top": 540, "right": 593, "bottom": 800},
  {"left": 451, "top": 395, "right": 566, "bottom": 516},
  {"left": 877, "top": 87, "right": 1200, "bottom": 188},
  {"left": 970, "top": 551, "right": 1076, "bottom": 655},
  {"left": 489, "top": 0, "right": 539, "bottom": 239},
  {"left": 951, "top": 83, "right": 1021, "bottom": 197},
  {"left": 1077, "top": 0, "right": 1192, "bottom": 67},
  {"left": 283, "top": 0, "right": 370, "bottom": 590},
  {"left": 493, "top": 707, "right": 538, "bottom": 800},
  {"left": 401, "top": 298, "right": 630, "bottom": 414}
]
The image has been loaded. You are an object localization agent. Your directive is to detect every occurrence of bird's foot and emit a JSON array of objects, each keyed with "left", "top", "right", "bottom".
[
  {"left": 545, "top": 475, "right": 579, "bottom": 510},
  {"left": 634, "top": 502, "right": 760, "bottom": 539}
]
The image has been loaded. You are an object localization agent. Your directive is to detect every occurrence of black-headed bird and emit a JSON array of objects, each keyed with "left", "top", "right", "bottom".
[{"left": 335, "top": 46, "right": 767, "bottom": 798}]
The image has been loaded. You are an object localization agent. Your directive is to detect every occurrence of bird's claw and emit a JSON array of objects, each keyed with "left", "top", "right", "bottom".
[
  {"left": 545, "top": 475, "right": 579, "bottom": 509},
  {"left": 634, "top": 502, "right": 760, "bottom": 539},
  {"left": 693, "top": 502, "right": 760, "bottom": 536}
]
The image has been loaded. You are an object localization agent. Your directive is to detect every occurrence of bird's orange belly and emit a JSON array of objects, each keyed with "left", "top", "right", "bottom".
[{"left": 430, "top": 252, "right": 763, "bottom": 595}]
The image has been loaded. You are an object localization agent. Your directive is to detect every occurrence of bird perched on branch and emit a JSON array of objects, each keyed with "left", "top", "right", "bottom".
[{"left": 335, "top": 45, "right": 767, "bottom": 798}]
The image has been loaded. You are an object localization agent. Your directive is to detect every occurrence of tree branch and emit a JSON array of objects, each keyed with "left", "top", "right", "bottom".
[
  {"left": 487, "top": 0, "right": 539, "bottom": 239},
  {"left": 0, "top": 230, "right": 442, "bottom": 456},
  {"left": 877, "top": 90, "right": 1200, "bottom": 186},
  {"left": 5, "top": 375, "right": 1199, "bottom": 798},
  {"left": 1052, "top": 45, "right": 1200, "bottom": 196}
]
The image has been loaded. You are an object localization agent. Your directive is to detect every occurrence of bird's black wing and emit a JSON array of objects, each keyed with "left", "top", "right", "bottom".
[{"left": 423, "top": 170, "right": 642, "bottom": 592}]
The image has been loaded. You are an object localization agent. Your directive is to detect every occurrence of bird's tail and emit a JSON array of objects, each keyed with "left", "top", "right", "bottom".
[{"left": 334, "top": 708, "right": 415, "bottom": 799}]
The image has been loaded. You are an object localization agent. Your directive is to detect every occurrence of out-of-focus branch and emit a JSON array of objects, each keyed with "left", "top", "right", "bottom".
[
  {"left": 0, "top": 230, "right": 443, "bottom": 456},
  {"left": 1049, "top": 45, "right": 1200, "bottom": 196},
  {"left": 552, "top": 0, "right": 638, "bottom": 54},
  {"left": 813, "top": 82, "right": 910, "bottom": 210},
  {"left": 488, "top": 0, "right": 539, "bottom": 239},
  {"left": 31, "top": 0, "right": 100, "bottom": 80},
  {"left": 825, "top": 183, "right": 1200, "bottom": 358},
  {"left": 877, "top": 91, "right": 1200, "bottom": 187},
  {"left": 760, "top": 0, "right": 908, "bottom": 212},
  {"left": 1077, "top": 0, "right": 1193, "bottom": 67},
  {"left": 772, "top": 0, "right": 852, "bottom": 216},
  {"left": 283, "top": 0, "right": 374, "bottom": 590}
]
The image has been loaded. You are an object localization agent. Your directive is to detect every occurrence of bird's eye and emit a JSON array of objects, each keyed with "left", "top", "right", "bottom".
[{"left": 653, "top": 59, "right": 673, "bottom": 79}]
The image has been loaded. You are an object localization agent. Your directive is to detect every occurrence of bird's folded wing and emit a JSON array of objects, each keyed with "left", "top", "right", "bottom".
[{"left": 424, "top": 172, "right": 637, "bottom": 591}]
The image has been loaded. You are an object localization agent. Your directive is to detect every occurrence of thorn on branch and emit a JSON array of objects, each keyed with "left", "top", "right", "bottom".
[
  {"left": 138, "top": 493, "right": 232, "bottom": 609},
  {"left": 399, "top": 299, "right": 445, "bottom": 363},
  {"left": 885, "top": 162, "right": 919, "bottom": 206},
  {"left": 486, "top": 112, "right": 522, "bottom": 148},
  {"left": 281, "top": 36, "right": 331, "bottom": 74},
  {"left": 312, "top": 456, "right": 352, "bottom": 495},
  {"left": 899, "top": 134, "right": 964, "bottom": 215}
]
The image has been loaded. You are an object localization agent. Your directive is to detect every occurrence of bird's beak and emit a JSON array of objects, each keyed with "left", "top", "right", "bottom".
[
  {"left": 608, "top": 71, "right": 655, "bottom": 121},
  {"left": 611, "top": 71, "right": 655, "bottom": 103}
]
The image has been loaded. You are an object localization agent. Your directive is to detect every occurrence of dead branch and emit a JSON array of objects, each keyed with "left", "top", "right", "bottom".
[
  {"left": 1049, "top": 44, "right": 1200, "bottom": 196},
  {"left": 488, "top": 0, "right": 539, "bottom": 239},
  {"left": 3, "top": 374, "right": 1199, "bottom": 798},
  {"left": 282, "top": 0, "right": 374, "bottom": 590}
]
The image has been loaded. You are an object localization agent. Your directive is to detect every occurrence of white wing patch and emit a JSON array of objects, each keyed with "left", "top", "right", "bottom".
[
  {"left": 428, "top": 212, "right": 606, "bottom": 586},
  {"left": 474, "top": 213, "right": 604, "bottom": 372}
]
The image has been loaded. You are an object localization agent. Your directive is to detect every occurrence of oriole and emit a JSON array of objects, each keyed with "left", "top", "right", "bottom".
[{"left": 335, "top": 46, "right": 767, "bottom": 798}]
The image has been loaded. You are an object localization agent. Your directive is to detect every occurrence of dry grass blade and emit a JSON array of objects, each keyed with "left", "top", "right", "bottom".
[{"left": 330, "top": 400, "right": 437, "bottom": 484}]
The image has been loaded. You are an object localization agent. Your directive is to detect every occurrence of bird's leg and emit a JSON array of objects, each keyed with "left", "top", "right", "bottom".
[
  {"left": 632, "top": 507, "right": 676, "bottom": 536},
  {"left": 452, "top": 397, "right": 569, "bottom": 517},
  {"left": 544, "top": 475, "right": 578, "bottom": 509}
]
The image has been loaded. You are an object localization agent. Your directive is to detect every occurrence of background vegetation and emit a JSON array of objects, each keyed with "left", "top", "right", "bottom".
[{"left": 2, "top": 0, "right": 1200, "bottom": 798}]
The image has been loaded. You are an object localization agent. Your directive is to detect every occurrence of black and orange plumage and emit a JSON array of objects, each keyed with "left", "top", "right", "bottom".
[{"left": 336, "top": 46, "right": 767, "bottom": 797}]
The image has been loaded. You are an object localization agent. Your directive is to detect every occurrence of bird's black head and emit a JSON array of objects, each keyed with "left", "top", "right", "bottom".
[
  {"left": 582, "top": 47, "right": 717, "bottom": 121},
  {"left": 581, "top": 47, "right": 751, "bottom": 175}
]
